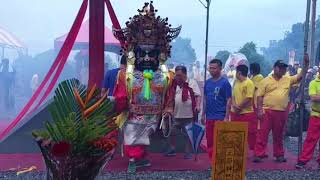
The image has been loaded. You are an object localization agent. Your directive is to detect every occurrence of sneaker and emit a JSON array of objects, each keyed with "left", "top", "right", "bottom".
[
  {"left": 253, "top": 156, "right": 263, "bottom": 163},
  {"left": 164, "top": 149, "right": 176, "bottom": 157},
  {"left": 127, "top": 161, "right": 136, "bottom": 173},
  {"left": 275, "top": 156, "right": 287, "bottom": 163},
  {"left": 295, "top": 161, "right": 306, "bottom": 169},
  {"left": 183, "top": 153, "right": 193, "bottom": 159},
  {"left": 135, "top": 159, "right": 151, "bottom": 168}
]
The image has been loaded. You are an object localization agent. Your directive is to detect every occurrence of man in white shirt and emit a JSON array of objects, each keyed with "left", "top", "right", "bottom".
[{"left": 164, "top": 65, "right": 201, "bottom": 159}]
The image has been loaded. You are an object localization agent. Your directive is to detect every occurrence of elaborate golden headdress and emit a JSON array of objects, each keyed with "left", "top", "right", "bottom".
[{"left": 113, "top": 1, "right": 181, "bottom": 64}]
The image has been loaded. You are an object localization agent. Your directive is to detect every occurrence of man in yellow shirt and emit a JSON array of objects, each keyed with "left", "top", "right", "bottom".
[
  {"left": 296, "top": 68, "right": 320, "bottom": 169},
  {"left": 230, "top": 65, "right": 257, "bottom": 151},
  {"left": 254, "top": 54, "right": 309, "bottom": 163}
]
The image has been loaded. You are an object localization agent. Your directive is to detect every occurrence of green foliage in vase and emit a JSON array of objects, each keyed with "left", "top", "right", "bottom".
[{"left": 32, "top": 78, "right": 117, "bottom": 156}]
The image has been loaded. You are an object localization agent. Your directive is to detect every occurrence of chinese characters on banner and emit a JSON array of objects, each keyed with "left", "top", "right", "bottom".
[{"left": 212, "top": 121, "right": 248, "bottom": 180}]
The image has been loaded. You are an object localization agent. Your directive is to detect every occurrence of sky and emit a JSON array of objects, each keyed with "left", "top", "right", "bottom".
[{"left": 0, "top": 0, "right": 317, "bottom": 62}]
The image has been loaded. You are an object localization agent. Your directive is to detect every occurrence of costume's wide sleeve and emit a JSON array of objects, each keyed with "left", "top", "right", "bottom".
[{"left": 113, "top": 70, "right": 128, "bottom": 113}]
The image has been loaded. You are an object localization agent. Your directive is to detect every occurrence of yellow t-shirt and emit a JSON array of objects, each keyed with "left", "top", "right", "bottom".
[
  {"left": 251, "top": 74, "right": 264, "bottom": 107},
  {"left": 309, "top": 78, "right": 320, "bottom": 117},
  {"left": 257, "top": 75, "right": 298, "bottom": 111},
  {"left": 232, "top": 78, "right": 255, "bottom": 114}
]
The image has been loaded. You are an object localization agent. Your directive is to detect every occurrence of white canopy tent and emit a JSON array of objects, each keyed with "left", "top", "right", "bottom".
[{"left": 0, "top": 27, "right": 27, "bottom": 60}]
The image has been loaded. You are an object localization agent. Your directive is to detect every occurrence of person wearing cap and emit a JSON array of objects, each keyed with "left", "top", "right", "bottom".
[
  {"left": 230, "top": 65, "right": 256, "bottom": 151},
  {"left": 253, "top": 54, "right": 309, "bottom": 163},
  {"left": 268, "top": 69, "right": 291, "bottom": 77},
  {"left": 296, "top": 66, "right": 320, "bottom": 169}
]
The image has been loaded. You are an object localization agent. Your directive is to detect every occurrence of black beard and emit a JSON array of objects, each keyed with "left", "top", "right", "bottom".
[{"left": 135, "top": 61, "right": 159, "bottom": 72}]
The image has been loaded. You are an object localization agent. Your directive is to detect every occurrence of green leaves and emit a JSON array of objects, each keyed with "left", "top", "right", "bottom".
[
  {"left": 239, "top": 42, "right": 271, "bottom": 76},
  {"left": 32, "top": 78, "right": 117, "bottom": 155},
  {"left": 215, "top": 50, "right": 231, "bottom": 65}
]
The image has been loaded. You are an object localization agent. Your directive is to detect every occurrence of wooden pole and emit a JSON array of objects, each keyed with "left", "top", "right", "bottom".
[
  {"left": 298, "top": 0, "right": 312, "bottom": 156},
  {"left": 89, "top": 0, "right": 105, "bottom": 88}
]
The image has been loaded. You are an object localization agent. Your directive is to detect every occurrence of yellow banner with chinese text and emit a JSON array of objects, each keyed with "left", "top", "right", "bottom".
[{"left": 212, "top": 121, "right": 248, "bottom": 180}]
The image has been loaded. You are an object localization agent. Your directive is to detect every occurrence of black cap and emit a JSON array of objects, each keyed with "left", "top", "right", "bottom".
[{"left": 274, "top": 60, "right": 288, "bottom": 68}]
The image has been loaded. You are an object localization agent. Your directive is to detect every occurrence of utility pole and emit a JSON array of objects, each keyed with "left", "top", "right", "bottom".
[
  {"left": 298, "top": 0, "right": 312, "bottom": 156},
  {"left": 197, "top": 0, "right": 211, "bottom": 82},
  {"left": 204, "top": 0, "right": 211, "bottom": 82},
  {"left": 311, "top": 0, "right": 317, "bottom": 66}
]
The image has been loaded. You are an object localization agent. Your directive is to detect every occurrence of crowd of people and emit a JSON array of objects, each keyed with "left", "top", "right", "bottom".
[
  {"left": 3, "top": 48, "right": 319, "bottom": 171},
  {"left": 199, "top": 54, "right": 320, "bottom": 169},
  {"left": 101, "top": 51, "right": 320, "bottom": 171}
]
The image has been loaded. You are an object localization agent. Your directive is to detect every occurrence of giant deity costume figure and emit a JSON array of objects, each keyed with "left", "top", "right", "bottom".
[{"left": 113, "top": 1, "right": 181, "bottom": 173}]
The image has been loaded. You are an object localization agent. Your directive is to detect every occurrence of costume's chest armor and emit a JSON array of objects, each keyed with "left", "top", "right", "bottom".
[{"left": 129, "top": 70, "right": 166, "bottom": 115}]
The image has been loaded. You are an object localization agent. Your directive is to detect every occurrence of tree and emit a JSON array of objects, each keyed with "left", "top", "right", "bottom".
[
  {"left": 239, "top": 42, "right": 257, "bottom": 59},
  {"left": 215, "top": 50, "right": 231, "bottom": 65},
  {"left": 239, "top": 42, "right": 271, "bottom": 76},
  {"left": 169, "top": 37, "right": 197, "bottom": 65},
  {"left": 262, "top": 22, "right": 305, "bottom": 65}
]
